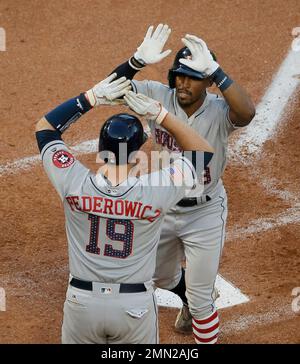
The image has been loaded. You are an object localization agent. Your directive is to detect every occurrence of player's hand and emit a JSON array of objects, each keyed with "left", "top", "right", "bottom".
[
  {"left": 134, "top": 24, "right": 172, "bottom": 65},
  {"left": 86, "top": 73, "right": 131, "bottom": 107},
  {"left": 124, "top": 91, "right": 168, "bottom": 124},
  {"left": 179, "top": 35, "right": 219, "bottom": 77}
]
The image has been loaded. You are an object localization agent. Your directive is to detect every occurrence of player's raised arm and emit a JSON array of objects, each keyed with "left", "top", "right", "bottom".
[
  {"left": 35, "top": 73, "right": 131, "bottom": 151},
  {"left": 111, "top": 24, "right": 172, "bottom": 81},
  {"left": 180, "top": 34, "right": 255, "bottom": 127}
]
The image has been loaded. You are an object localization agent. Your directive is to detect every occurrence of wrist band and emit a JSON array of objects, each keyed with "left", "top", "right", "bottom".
[
  {"left": 156, "top": 105, "right": 168, "bottom": 125},
  {"left": 210, "top": 67, "right": 233, "bottom": 92}
]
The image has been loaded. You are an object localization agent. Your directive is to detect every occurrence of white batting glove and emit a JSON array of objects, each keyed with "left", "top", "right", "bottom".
[
  {"left": 86, "top": 73, "right": 131, "bottom": 107},
  {"left": 180, "top": 35, "right": 219, "bottom": 77},
  {"left": 134, "top": 24, "right": 172, "bottom": 65},
  {"left": 124, "top": 91, "right": 168, "bottom": 124}
]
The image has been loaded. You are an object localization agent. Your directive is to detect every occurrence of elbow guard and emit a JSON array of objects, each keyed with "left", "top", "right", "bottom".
[{"left": 35, "top": 130, "right": 62, "bottom": 152}]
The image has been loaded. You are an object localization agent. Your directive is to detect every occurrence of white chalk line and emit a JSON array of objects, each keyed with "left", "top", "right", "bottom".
[
  {"left": 0, "top": 139, "right": 99, "bottom": 176},
  {"left": 260, "top": 176, "right": 299, "bottom": 203},
  {"left": 227, "top": 204, "right": 300, "bottom": 241},
  {"left": 227, "top": 49, "right": 300, "bottom": 237},
  {"left": 228, "top": 49, "right": 300, "bottom": 163},
  {"left": 0, "top": 264, "right": 68, "bottom": 300},
  {"left": 222, "top": 303, "right": 297, "bottom": 337},
  {"left": 226, "top": 172, "right": 300, "bottom": 241}
]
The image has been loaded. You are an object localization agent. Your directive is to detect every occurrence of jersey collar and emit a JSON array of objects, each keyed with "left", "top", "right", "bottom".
[
  {"left": 92, "top": 173, "right": 139, "bottom": 197},
  {"left": 173, "top": 91, "right": 215, "bottom": 125}
]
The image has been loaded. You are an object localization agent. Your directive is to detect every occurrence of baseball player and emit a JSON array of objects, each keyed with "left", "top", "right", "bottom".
[
  {"left": 35, "top": 73, "right": 214, "bottom": 344},
  {"left": 111, "top": 24, "right": 256, "bottom": 344}
]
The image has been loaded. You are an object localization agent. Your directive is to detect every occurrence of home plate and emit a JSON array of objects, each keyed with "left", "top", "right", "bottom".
[{"left": 155, "top": 274, "right": 249, "bottom": 309}]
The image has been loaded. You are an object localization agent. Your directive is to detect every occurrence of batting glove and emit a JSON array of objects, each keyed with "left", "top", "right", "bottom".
[
  {"left": 134, "top": 24, "right": 172, "bottom": 65},
  {"left": 180, "top": 35, "right": 219, "bottom": 77},
  {"left": 86, "top": 73, "right": 131, "bottom": 107},
  {"left": 124, "top": 91, "right": 168, "bottom": 124}
]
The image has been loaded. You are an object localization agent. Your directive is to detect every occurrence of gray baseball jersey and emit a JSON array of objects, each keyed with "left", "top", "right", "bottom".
[
  {"left": 132, "top": 80, "right": 239, "bottom": 197},
  {"left": 41, "top": 139, "right": 197, "bottom": 284}
]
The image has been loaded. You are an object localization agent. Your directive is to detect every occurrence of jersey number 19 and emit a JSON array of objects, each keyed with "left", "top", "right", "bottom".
[{"left": 86, "top": 214, "right": 134, "bottom": 259}]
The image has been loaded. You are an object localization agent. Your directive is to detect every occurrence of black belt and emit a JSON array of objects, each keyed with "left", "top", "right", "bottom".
[
  {"left": 70, "top": 278, "right": 146, "bottom": 293},
  {"left": 177, "top": 196, "right": 211, "bottom": 207}
]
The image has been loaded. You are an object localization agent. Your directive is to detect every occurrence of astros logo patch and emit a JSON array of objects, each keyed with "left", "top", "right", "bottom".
[{"left": 52, "top": 150, "right": 75, "bottom": 168}]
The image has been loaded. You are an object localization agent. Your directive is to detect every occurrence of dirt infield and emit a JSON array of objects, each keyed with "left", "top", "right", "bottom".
[{"left": 0, "top": 0, "right": 300, "bottom": 343}]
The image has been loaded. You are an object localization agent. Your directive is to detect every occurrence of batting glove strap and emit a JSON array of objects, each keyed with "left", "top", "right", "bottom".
[
  {"left": 129, "top": 56, "right": 146, "bottom": 70},
  {"left": 85, "top": 89, "right": 97, "bottom": 107},
  {"left": 156, "top": 105, "right": 168, "bottom": 125},
  {"left": 210, "top": 67, "right": 233, "bottom": 92}
]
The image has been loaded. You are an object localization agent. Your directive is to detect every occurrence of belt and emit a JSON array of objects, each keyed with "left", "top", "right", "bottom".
[
  {"left": 70, "top": 278, "right": 147, "bottom": 293},
  {"left": 177, "top": 195, "right": 211, "bottom": 207}
]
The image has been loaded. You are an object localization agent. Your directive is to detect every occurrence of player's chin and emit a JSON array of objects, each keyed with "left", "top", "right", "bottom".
[{"left": 177, "top": 94, "right": 192, "bottom": 105}]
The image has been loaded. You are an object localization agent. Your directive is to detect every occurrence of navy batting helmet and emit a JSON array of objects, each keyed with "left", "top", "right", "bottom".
[
  {"left": 168, "top": 47, "right": 217, "bottom": 88},
  {"left": 99, "top": 113, "right": 148, "bottom": 165}
]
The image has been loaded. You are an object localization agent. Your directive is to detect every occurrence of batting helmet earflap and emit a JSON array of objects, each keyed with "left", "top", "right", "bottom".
[
  {"left": 99, "top": 113, "right": 148, "bottom": 165},
  {"left": 168, "top": 47, "right": 218, "bottom": 88}
]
